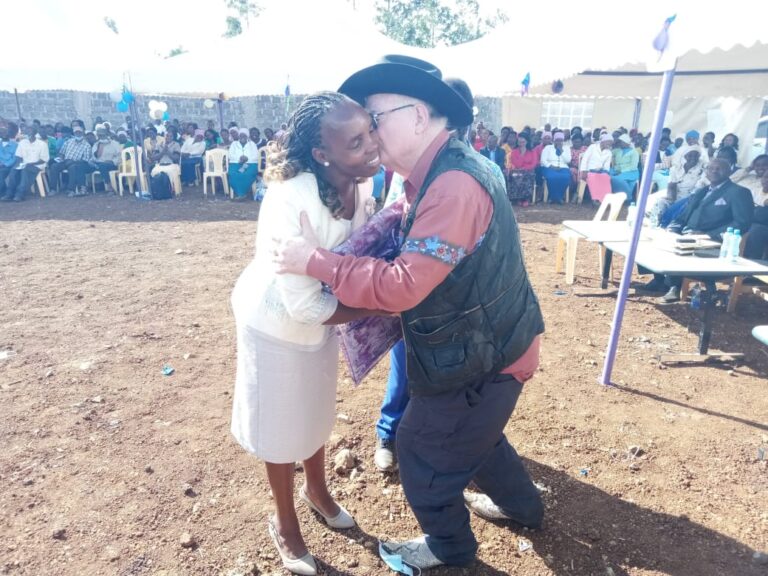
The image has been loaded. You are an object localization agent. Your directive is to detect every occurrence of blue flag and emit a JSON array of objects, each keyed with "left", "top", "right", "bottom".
[{"left": 521, "top": 72, "right": 530, "bottom": 96}]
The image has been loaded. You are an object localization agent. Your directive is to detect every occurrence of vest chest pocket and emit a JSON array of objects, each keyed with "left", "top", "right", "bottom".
[
  {"left": 432, "top": 342, "right": 465, "bottom": 368},
  {"left": 406, "top": 311, "right": 498, "bottom": 389}
]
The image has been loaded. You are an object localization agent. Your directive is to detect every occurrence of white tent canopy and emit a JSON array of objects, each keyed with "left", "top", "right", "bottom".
[
  {"left": 3, "top": 0, "right": 768, "bottom": 96},
  {"left": 526, "top": 42, "right": 768, "bottom": 99}
]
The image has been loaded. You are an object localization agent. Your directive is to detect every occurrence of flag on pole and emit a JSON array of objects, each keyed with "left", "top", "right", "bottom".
[
  {"left": 520, "top": 73, "right": 530, "bottom": 96},
  {"left": 284, "top": 77, "right": 291, "bottom": 116}
]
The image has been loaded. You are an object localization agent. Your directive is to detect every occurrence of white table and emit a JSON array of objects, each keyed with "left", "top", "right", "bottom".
[
  {"left": 562, "top": 220, "right": 636, "bottom": 243},
  {"left": 603, "top": 240, "right": 768, "bottom": 358}
]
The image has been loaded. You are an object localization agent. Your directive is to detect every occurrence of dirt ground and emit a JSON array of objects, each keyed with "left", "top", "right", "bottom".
[{"left": 1, "top": 188, "right": 767, "bottom": 576}]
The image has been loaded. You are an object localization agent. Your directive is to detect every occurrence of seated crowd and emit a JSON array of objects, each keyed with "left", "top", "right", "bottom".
[
  {"left": 1, "top": 115, "right": 766, "bottom": 272},
  {"left": 0, "top": 116, "right": 282, "bottom": 201},
  {"left": 468, "top": 121, "right": 767, "bottom": 301}
]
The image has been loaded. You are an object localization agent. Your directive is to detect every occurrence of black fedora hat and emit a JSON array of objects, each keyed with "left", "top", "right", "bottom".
[{"left": 339, "top": 54, "right": 473, "bottom": 128}]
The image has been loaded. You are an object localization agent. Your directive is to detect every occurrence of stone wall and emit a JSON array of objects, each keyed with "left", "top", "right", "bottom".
[{"left": 0, "top": 90, "right": 504, "bottom": 132}]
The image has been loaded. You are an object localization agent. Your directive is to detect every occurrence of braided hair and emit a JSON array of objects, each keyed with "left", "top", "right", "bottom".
[{"left": 264, "top": 91, "right": 349, "bottom": 218}]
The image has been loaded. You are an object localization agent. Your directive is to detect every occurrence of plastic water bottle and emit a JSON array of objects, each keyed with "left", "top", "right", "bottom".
[
  {"left": 729, "top": 229, "right": 742, "bottom": 262},
  {"left": 690, "top": 283, "right": 701, "bottom": 309},
  {"left": 719, "top": 227, "right": 734, "bottom": 259},
  {"left": 627, "top": 202, "right": 638, "bottom": 228}
]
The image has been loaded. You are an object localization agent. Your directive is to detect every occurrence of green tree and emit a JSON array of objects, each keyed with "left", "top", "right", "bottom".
[
  {"left": 223, "top": 0, "right": 261, "bottom": 37},
  {"left": 223, "top": 16, "right": 242, "bottom": 38},
  {"left": 104, "top": 17, "right": 119, "bottom": 35},
  {"left": 375, "top": 0, "right": 508, "bottom": 48},
  {"left": 165, "top": 46, "right": 188, "bottom": 59}
]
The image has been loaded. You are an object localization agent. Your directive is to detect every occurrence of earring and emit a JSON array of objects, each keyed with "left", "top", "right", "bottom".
[{"left": 323, "top": 161, "right": 330, "bottom": 167}]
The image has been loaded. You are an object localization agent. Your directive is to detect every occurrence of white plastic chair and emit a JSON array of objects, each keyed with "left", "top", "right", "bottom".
[
  {"left": 89, "top": 169, "right": 118, "bottom": 194},
  {"left": 576, "top": 177, "right": 587, "bottom": 204},
  {"left": 555, "top": 192, "right": 627, "bottom": 284},
  {"left": 203, "top": 149, "right": 230, "bottom": 198},
  {"left": 34, "top": 170, "right": 48, "bottom": 197},
  {"left": 117, "top": 147, "right": 148, "bottom": 196}
]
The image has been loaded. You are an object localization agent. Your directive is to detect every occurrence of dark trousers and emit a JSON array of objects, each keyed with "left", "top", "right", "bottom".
[
  {"left": 67, "top": 161, "right": 95, "bottom": 190},
  {"left": 92, "top": 161, "right": 117, "bottom": 189},
  {"left": 638, "top": 266, "right": 682, "bottom": 289},
  {"left": 48, "top": 160, "right": 73, "bottom": 191},
  {"left": 180, "top": 156, "right": 202, "bottom": 184},
  {"left": 0, "top": 165, "right": 12, "bottom": 196},
  {"left": 396, "top": 373, "right": 543, "bottom": 566},
  {"left": 744, "top": 223, "right": 768, "bottom": 260},
  {"left": 4, "top": 165, "right": 41, "bottom": 200}
]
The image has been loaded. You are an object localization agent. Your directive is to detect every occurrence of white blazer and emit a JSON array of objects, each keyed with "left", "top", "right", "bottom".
[{"left": 231, "top": 172, "right": 372, "bottom": 348}]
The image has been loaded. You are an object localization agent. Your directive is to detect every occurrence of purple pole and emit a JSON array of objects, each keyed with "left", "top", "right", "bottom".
[{"left": 599, "top": 63, "right": 677, "bottom": 386}]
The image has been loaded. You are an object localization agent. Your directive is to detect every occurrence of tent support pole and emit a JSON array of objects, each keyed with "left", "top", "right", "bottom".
[
  {"left": 632, "top": 98, "right": 642, "bottom": 130},
  {"left": 599, "top": 63, "right": 677, "bottom": 386},
  {"left": 14, "top": 89, "right": 22, "bottom": 123}
]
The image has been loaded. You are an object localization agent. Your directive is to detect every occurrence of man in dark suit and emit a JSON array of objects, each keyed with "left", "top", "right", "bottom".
[
  {"left": 479, "top": 133, "right": 506, "bottom": 172},
  {"left": 639, "top": 157, "right": 754, "bottom": 302}
]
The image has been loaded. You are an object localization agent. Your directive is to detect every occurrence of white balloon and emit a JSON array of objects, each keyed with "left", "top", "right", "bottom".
[
  {"left": 109, "top": 90, "right": 124, "bottom": 103},
  {"left": 203, "top": 99, "right": 215, "bottom": 109},
  {"left": 148, "top": 99, "right": 160, "bottom": 110},
  {"left": 158, "top": 102, "right": 168, "bottom": 112}
]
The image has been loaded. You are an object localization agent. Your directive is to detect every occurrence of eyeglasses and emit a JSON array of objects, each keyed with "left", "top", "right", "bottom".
[{"left": 369, "top": 104, "right": 415, "bottom": 130}]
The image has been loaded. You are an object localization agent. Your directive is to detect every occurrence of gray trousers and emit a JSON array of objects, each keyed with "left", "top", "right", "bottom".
[{"left": 396, "top": 373, "right": 543, "bottom": 566}]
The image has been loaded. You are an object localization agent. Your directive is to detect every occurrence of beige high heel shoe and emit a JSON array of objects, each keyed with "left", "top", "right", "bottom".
[
  {"left": 299, "top": 485, "right": 356, "bottom": 529},
  {"left": 267, "top": 516, "right": 317, "bottom": 576}
]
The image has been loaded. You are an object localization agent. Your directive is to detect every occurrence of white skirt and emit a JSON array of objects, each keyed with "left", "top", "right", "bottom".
[{"left": 230, "top": 323, "right": 339, "bottom": 463}]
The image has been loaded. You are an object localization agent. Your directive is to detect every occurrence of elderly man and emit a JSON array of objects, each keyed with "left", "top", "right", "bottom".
[
  {"left": 274, "top": 55, "right": 545, "bottom": 570},
  {"left": 639, "top": 157, "right": 754, "bottom": 302},
  {"left": 90, "top": 125, "right": 122, "bottom": 193},
  {"left": 2, "top": 125, "right": 49, "bottom": 202},
  {"left": 48, "top": 125, "right": 93, "bottom": 196}
]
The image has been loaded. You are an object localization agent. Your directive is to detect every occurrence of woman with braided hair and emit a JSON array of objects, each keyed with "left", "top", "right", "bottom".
[{"left": 230, "top": 92, "right": 382, "bottom": 575}]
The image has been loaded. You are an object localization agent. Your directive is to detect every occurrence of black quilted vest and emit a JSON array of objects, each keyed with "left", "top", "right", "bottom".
[{"left": 400, "top": 138, "right": 545, "bottom": 396}]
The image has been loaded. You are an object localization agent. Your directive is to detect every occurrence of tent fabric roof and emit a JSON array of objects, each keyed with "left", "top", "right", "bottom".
[
  {"left": 3, "top": 0, "right": 767, "bottom": 96},
  {"left": 525, "top": 42, "right": 768, "bottom": 99}
]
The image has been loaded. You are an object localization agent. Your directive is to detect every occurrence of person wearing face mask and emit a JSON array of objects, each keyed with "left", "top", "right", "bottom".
[
  {"left": 89, "top": 125, "right": 122, "bottom": 193},
  {"left": 48, "top": 126, "right": 93, "bottom": 196},
  {"left": 2, "top": 125, "right": 49, "bottom": 202}
]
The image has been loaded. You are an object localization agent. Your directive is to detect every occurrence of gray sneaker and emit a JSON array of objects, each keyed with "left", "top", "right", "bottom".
[
  {"left": 374, "top": 437, "right": 396, "bottom": 472},
  {"left": 661, "top": 286, "right": 681, "bottom": 303},
  {"left": 463, "top": 491, "right": 513, "bottom": 521}
]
